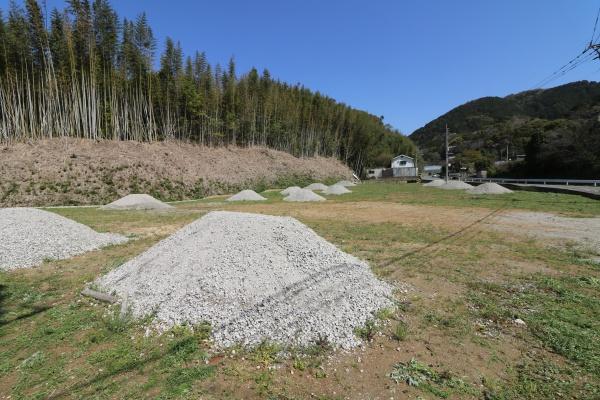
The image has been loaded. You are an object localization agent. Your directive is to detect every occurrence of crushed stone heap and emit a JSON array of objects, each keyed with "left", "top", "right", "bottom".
[
  {"left": 423, "top": 179, "right": 445, "bottom": 187},
  {"left": 0, "top": 208, "right": 127, "bottom": 270},
  {"left": 304, "top": 183, "right": 329, "bottom": 191},
  {"left": 283, "top": 189, "right": 326, "bottom": 202},
  {"left": 226, "top": 190, "right": 267, "bottom": 202},
  {"left": 336, "top": 180, "right": 356, "bottom": 187},
  {"left": 324, "top": 184, "right": 352, "bottom": 195},
  {"left": 95, "top": 211, "right": 393, "bottom": 348},
  {"left": 280, "top": 186, "right": 301, "bottom": 196},
  {"left": 438, "top": 181, "right": 473, "bottom": 190},
  {"left": 468, "top": 182, "right": 513, "bottom": 195},
  {"left": 101, "top": 194, "right": 174, "bottom": 210}
]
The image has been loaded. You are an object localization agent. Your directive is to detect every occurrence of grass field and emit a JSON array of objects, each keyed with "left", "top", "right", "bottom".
[{"left": 1, "top": 182, "right": 600, "bottom": 399}]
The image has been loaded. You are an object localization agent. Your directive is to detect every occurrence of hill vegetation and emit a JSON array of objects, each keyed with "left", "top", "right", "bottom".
[
  {"left": 410, "top": 81, "right": 600, "bottom": 178},
  {"left": 0, "top": 0, "right": 414, "bottom": 174}
]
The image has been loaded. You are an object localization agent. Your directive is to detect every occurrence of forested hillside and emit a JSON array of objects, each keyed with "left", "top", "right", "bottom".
[
  {"left": 0, "top": 0, "right": 414, "bottom": 173},
  {"left": 410, "top": 81, "right": 600, "bottom": 178}
]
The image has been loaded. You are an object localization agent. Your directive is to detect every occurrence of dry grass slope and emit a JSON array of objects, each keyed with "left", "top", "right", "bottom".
[{"left": 0, "top": 139, "right": 351, "bottom": 206}]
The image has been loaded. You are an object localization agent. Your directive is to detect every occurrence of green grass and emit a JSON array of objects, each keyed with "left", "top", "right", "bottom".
[
  {"left": 389, "top": 358, "right": 477, "bottom": 398},
  {"left": 335, "top": 181, "right": 600, "bottom": 216}
]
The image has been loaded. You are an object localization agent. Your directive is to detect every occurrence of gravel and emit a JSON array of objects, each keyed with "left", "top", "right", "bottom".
[
  {"left": 304, "top": 183, "right": 329, "bottom": 191},
  {"left": 487, "top": 211, "right": 600, "bottom": 253},
  {"left": 280, "top": 186, "right": 301, "bottom": 196},
  {"left": 468, "top": 182, "right": 513, "bottom": 195},
  {"left": 226, "top": 190, "right": 267, "bottom": 202},
  {"left": 336, "top": 180, "right": 356, "bottom": 187},
  {"left": 101, "top": 194, "right": 174, "bottom": 210},
  {"left": 423, "top": 179, "right": 445, "bottom": 187},
  {"left": 324, "top": 184, "right": 351, "bottom": 195},
  {"left": 0, "top": 208, "right": 127, "bottom": 270},
  {"left": 437, "top": 181, "right": 473, "bottom": 190},
  {"left": 95, "top": 211, "right": 393, "bottom": 348},
  {"left": 283, "top": 189, "right": 326, "bottom": 202}
]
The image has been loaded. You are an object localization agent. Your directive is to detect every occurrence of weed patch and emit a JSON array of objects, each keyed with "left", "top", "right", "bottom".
[{"left": 389, "top": 358, "right": 476, "bottom": 398}]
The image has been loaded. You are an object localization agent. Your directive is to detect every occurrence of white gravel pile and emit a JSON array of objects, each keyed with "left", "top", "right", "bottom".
[
  {"left": 324, "top": 184, "right": 352, "bottom": 195},
  {"left": 101, "top": 194, "right": 174, "bottom": 210},
  {"left": 96, "top": 211, "right": 393, "bottom": 348},
  {"left": 438, "top": 181, "right": 473, "bottom": 190},
  {"left": 423, "top": 179, "right": 445, "bottom": 187},
  {"left": 336, "top": 180, "right": 356, "bottom": 187},
  {"left": 0, "top": 208, "right": 127, "bottom": 270},
  {"left": 280, "top": 186, "right": 301, "bottom": 196},
  {"left": 468, "top": 182, "right": 513, "bottom": 195},
  {"left": 283, "top": 189, "right": 326, "bottom": 202},
  {"left": 304, "top": 183, "right": 329, "bottom": 191},
  {"left": 226, "top": 190, "right": 267, "bottom": 202}
]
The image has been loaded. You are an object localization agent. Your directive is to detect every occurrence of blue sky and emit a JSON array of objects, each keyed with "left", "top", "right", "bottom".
[{"left": 2, "top": 0, "right": 599, "bottom": 134}]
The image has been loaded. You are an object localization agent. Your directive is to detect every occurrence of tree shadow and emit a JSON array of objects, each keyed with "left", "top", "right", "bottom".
[
  {"left": 46, "top": 337, "right": 214, "bottom": 399},
  {"left": 0, "top": 283, "right": 53, "bottom": 327}
]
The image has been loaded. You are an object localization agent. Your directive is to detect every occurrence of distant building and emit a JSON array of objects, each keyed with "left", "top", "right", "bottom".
[
  {"left": 423, "top": 165, "right": 442, "bottom": 175},
  {"left": 381, "top": 154, "right": 419, "bottom": 179},
  {"left": 366, "top": 167, "right": 385, "bottom": 179},
  {"left": 391, "top": 154, "right": 415, "bottom": 169}
]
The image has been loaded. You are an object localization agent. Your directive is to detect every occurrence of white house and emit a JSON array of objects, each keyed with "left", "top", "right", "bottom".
[{"left": 391, "top": 155, "right": 415, "bottom": 169}]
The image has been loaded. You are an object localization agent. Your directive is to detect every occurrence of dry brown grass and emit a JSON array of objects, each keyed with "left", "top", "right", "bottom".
[{"left": 0, "top": 138, "right": 351, "bottom": 206}]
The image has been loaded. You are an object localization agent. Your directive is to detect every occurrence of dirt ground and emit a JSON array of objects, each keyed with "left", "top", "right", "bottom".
[{"left": 1, "top": 183, "right": 599, "bottom": 399}]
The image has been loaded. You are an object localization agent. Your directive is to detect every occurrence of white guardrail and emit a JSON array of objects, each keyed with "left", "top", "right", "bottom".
[{"left": 465, "top": 177, "right": 600, "bottom": 187}]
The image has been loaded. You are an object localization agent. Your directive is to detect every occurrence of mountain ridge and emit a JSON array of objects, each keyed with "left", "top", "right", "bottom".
[{"left": 409, "top": 81, "right": 600, "bottom": 178}]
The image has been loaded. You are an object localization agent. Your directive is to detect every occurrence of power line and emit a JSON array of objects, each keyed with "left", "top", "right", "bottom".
[
  {"left": 530, "top": 6, "right": 600, "bottom": 90},
  {"left": 531, "top": 49, "right": 593, "bottom": 89}
]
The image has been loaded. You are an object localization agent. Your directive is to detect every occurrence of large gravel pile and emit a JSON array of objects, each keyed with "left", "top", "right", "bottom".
[
  {"left": 0, "top": 208, "right": 127, "bottom": 270},
  {"left": 95, "top": 211, "right": 393, "bottom": 348},
  {"left": 283, "top": 189, "right": 326, "bottom": 202},
  {"left": 101, "top": 194, "right": 174, "bottom": 210},
  {"left": 226, "top": 190, "right": 267, "bottom": 202},
  {"left": 438, "top": 181, "right": 473, "bottom": 190},
  {"left": 336, "top": 180, "right": 356, "bottom": 187},
  {"left": 324, "top": 184, "right": 351, "bottom": 195},
  {"left": 423, "top": 179, "right": 445, "bottom": 187},
  {"left": 280, "top": 186, "right": 301, "bottom": 196},
  {"left": 468, "top": 182, "right": 513, "bottom": 195},
  {"left": 304, "top": 183, "right": 329, "bottom": 191}
]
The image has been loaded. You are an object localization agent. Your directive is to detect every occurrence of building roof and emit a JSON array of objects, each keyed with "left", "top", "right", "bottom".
[{"left": 392, "top": 154, "right": 414, "bottom": 161}]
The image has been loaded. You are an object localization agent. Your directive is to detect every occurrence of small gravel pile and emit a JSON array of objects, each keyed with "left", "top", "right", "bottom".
[
  {"left": 280, "top": 186, "right": 301, "bottom": 196},
  {"left": 304, "top": 183, "right": 329, "bottom": 191},
  {"left": 283, "top": 189, "right": 326, "bottom": 202},
  {"left": 95, "top": 211, "right": 393, "bottom": 348},
  {"left": 423, "top": 179, "right": 445, "bottom": 187},
  {"left": 0, "top": 208, "right": 127, "bottom": 270},
  {"left": 336, "top": 180, "right": 356, "bottom": 187},
  {"left": 226, "top": 190, "right": 267, "bottom": 202},
  {"left": 324, "top": 184, "right": 352, "bottom": 195},
  {"left": 468, "top": 182, "right": 513, "bottom": 195},
  {"left": 438, "top": 181, "right": 473, "bottom": 190},
  {"left": 101, "top": 194, "right": 173, "bottom": 210}
]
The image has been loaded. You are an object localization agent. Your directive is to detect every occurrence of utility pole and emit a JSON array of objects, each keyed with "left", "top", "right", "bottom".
[{"left": 445, "top": 125, "right": 449, "bottom": 182}]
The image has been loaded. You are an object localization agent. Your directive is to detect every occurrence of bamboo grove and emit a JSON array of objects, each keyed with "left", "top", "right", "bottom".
[{"left": 0, "top": 0, "right": 415, "bottom": 172}]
